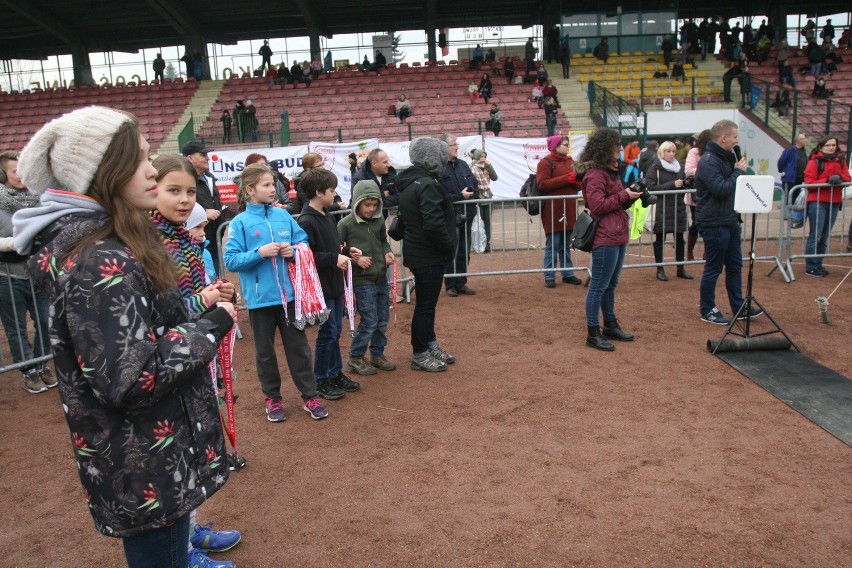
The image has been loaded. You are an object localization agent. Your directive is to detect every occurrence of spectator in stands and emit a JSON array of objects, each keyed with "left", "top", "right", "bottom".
[
  {"left": 698, "top": 19, "right": 711, "bottom": 60},
  {"left": 536, "top": 62, "right": 549, "bottom": 84},
  {"left": 662, "top": 35, "right": 675, "bottom": 67},
  {"left": 756, "top": 34, "right": 771, "bottom": 64},
  {"left": 776, "top": 37, "right": 789, "bottom": 73},
  {"left": 839, "top": 28, "right": 850, "bottom": 49},
  {"left": 290, "top": 60, "right": 302, "bottom": 84},
  {"left": 375, "top": 50, "right": 387, "bottom": 71},
  {"left": 0, "top": 150, "right": 55, "bottom": 394},
  {"left": 352, "top": 148, "right": 398, "bottom": 210},
  {"left": 730, "top": 21, "right": 742, "bottom": 47},
  {"left": 259, "top": 40, "right": 273, "bottom": 70},
  {"left": 559, "top": 34, "right": 571, "bottom": 79},
  {"left": 645, "top": 141, "right": 691, "bottom": 281},
  {"left": 277, "top": 61, "right": 290, "bottom": 84},
  {"left": 182, "top": 140, "right": 226, "bottom": 270},
  {"left": 777, "top": 134, "right": 809, "bottom": 204},
  {"left": 395, "top": 138, "right": 456, "bottom": 372},
  {"left": 486, "top": 103, "right": 502, "bottom": 137},
  {"left": 472, "top": 45, "right": 484, "bottom": 69},
  {"left": 467, "top": 79, "right": 479, "bottom": 103},
  {"left": 757, "top": 18, "right": 775, "bottom": 42},
  {"left": 439, "top": 133, "right": 478, "bottom": 297},
  {"left": 265, "top": 65, "right": 278, "bottom": 86},
  {"left": 537, "top": 135, "right": 582, "bottom": 288},
  {"left": 770, "top": 84, "right": 792, "bottom": 116},
  {"left": 152, "top": 53, "right": 166, "bottom": 83},
  {"left": 325, "top": 50, "right": 333, "bottom": 72},
  {"left": 812, "top": 75, "right": 833, "bottom": 99},
  {"left": 395, "top": 93, "right": 411, "bottom": 122},
  {"left": 311, "top": 58, "right": 323, "bottom": 78},
  {"left": 221, "top": 109, "right": 232, "bottom": 143},
  {"left": 821, "top": 19, "right": 835, "bottom": 42},
  {"left": 233, "top": 99, "right": 246, "bottom": 142},
  {"left": 192, "top": 50, "right": 203, "bottom": 80},
  {"left": 244, "top": 99, "right": 258, "bottom": 142},
  {"left": 823, "top": 41, "right": 841, "bottom": 72},
  {"left": 576, "top": 128, "right": 642, "bottom": 350},
  {"left": 544, "top": 96, "right": 559, "bottom": 136},
  {"left": 802, "top": 20, "right": 816, "bottom": 44},
  {"left": 504, "top": 58, "right": 516, "bottom": 83},
  {"left": 301, "top": 61, "right": 312, "bottom": 85},
  {"left": 593, "top": 38, "right": 609, "bottom": 63},
  {"left": 547, "top": 25, "right": 561, "bottom": 63},
  {"left": 485, "top": 48, "right": 496, "bottom": 65},
  {"left": 808, "top": 41, "right": 825, "bottom": 78},
  {"left": 180, "top": 48, "right": 193, "bottom": 78},
  {"left": 718, "top": 18, "right": 731, "bottom": 56},
  {"left": 803, "top": 135, "right": 850, "bottom": 277},
  {"left": 532, "top": 82, "right": 544, "bottom": 108},
  {"left": 722, "top": 55, "right": 748, "bottom": 103},
  {"left": 362, "top": 55, "right": 371, "bottom": 72},
  {"left": 707, "top": 17, "right": 719, "bottom": 56},
  {"left": 638, "top": 140, "right": 659, "bottom": 178},
  {"left": 671, "top": 55, "right": 687, "bottom": 82},
  {"left": 525, "top": 37, "right": 538, "bottom": 73},
  {"left": 471, "top": 149, "right": 497, "bottom": 252},
  {"left": 478, "top": 73, "right": 492, "bottom": 104}
]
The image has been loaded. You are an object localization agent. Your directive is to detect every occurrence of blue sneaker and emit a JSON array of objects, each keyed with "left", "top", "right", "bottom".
[
  {"left": 188, "top": 548, "right": 235, "bottom": 568},
  {"left": 190, "top": 523, "right": 242, "bottom": 552},
  {"left": 302, "top": 397, "right": 329, "bottom": 420}
]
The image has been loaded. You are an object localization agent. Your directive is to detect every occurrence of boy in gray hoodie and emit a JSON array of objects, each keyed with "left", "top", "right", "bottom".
[{"left": 338, "top": 180, "right": 397, "bottom": 374}]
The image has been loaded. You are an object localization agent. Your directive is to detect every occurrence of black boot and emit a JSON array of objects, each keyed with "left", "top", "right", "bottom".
[
  {"left": 687, "top": 231, "right": 697, "bottom": 261},
  {"left": 603, "top": 319, "right": 635, "bottom": 341},
  {"left": 586, "top": 326, "right": 615, "bottom": 351},
  {"left": 675, "top": 235, "right": 693, "bottom": 279},
  {"left": 653, "top": 238, "right": 667, "bottom": 281},
  {"left": 677, "top": 267, "right": 694, "bottom": 279}
]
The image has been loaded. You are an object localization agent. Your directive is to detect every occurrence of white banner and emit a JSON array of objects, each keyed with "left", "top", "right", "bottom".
[
  {"left": 209, "top": 145, "right": 308, "bottom": 203},
  {"left": 309, "top": 139, "right": 380, "bottom": 203},
  {"left": 481, "top": 133, "right": 590, "bottom": 199}
]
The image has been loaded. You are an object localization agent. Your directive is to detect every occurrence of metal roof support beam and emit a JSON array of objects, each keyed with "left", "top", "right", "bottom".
[
  {"left": 0, "top": 0, "right": 82, "bottom": 46},
  {"left": 145, "top": 0, "right": 207, "bottom": 39},
  {"left": 425, "top": 0, "right": 437, "bottom": 62},
  {"left": 293, "top": 0, "right": 328, "bottom": 57}
]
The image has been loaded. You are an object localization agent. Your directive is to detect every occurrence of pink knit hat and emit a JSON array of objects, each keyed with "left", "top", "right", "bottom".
[{"left": 546, "top": 135, "right": 565, "bottom": 153}]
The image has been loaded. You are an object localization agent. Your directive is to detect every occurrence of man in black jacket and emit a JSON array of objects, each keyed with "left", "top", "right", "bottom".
[
  {"left": 152, "top": 53, "right": 166, "bottom": 83},
  {"left": 695, "top": 120, "right": 762, "bottom": 325},
  {"left": 439, "top": 133, "right": 478, "bottom": 297},
  {"left": 182, "top": 140, "right": 225, "bottom": 271},
  {"left": 351, "top": 148, "right": 398, "bottom": 210},
  {"left": 396, "top": 138, "right": 457, "bottom": 371}
]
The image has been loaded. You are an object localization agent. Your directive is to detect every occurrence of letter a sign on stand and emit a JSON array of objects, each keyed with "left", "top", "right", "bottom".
[{"left": 663, "top": 98, "right": 672, "bottom": 111}]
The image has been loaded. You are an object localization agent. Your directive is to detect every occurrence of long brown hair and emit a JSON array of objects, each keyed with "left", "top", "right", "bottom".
[
  {"left": 237, "top": 163, "right": 274, "bottom": 212},
  {"left": 63, "top": 120, "right": 177, "bottom": 290}
]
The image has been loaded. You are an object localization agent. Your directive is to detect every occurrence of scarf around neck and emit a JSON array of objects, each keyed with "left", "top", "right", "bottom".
[
  {"left": 659, "top": 158, "right": 681, "bottom": 173},
  {"left": 150, "top": 211, "right": 206, "bottom": 307},
  {"left": 0, "top": 184, "right": 40, "bottom": 214}
]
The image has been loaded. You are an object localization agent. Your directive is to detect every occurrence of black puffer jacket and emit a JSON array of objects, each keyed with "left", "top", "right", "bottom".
[
  {"left": 645, "top": 159, "right": 688, "bottom": 234},
  {"left": 695, "top": 141, "right": 742, "bottom": 228},
  {"left": 29, "top": 213, "right": 233, "bottom": 538},
  {"left": 396, "top": 165, "right": 457, "bottom": 268},
  {"left": 297, "top": 204, "right": 348, "bottom": 298}
]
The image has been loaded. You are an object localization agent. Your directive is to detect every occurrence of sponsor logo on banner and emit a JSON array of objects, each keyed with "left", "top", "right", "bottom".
[
  {"left": 218, "top": 183, "right": 239, "bottom": 203},
  {"left": 522, "top": 142, "right": 548, "bottom": 173},
  {"left": 312, "top": 145, "right": 337, "bottom": 170}
]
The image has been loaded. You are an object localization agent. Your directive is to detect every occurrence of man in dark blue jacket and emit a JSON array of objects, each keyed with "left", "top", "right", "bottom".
[
  {"left": 695, "top": 120, "right": 763, "bottom": 325},
  {"left": 439, "top": 133, "right": 478, "bottom": 297},
  {"left": 351, "top": 148, "right": 398, "bottom": 210},
  {"left": 777, "top": 133, "right": 809, "bottom": 198}
]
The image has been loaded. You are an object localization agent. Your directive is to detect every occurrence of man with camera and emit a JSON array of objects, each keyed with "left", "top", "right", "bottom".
[
  {"left": 439, "top": 133, "right": 478, "bottom": 297},
  {"left": 694, "top": 120, "right": 763, "bottom": 325}
]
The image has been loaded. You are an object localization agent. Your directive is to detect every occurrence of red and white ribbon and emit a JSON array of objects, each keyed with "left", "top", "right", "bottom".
[
  {"left": 388, "top": 259, "right": 398, "bottom": 324},
  {"left": 343, "top": 260, "right": 356, "bottom": 337},
  {"left": 288, "top": 242, "right": 328, "bottom": 329}
]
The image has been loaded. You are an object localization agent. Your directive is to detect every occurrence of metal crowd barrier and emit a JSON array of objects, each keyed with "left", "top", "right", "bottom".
[{"left": 0, "top": 266, "right": 52, "bottom": 374}]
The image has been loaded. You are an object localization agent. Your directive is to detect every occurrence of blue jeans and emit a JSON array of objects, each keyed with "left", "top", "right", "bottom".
[
  {"left": 543, "top": 231, "right": 575, "bottom": 282},
  {"left": 314, "top": 294, "right": 344, "bottom": 382},
  {"left": 585, "top": 244, "right": 626, "bottom": 327},
  {"left": 698, "top": 225, "right": 744, "bottom": 316},
  {"left": 123, "top": 514, "right": 190, "bottom": 568},
  {"left": 410, "top": 264, "right": 444, "bottom": 355},
  {"left": 0, "top": 275, "right": 50, "bottom": 371},
  {"left": 350, "top": 282, "right": 390, "bottom": 358},
  {"left": 805, "top": 201, "right": 840, "bottom": 271}
]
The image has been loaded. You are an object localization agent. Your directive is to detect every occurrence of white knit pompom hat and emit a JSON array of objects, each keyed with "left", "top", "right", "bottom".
[{"left": 18, "top": 106, "right": 134, "bottom": 196}]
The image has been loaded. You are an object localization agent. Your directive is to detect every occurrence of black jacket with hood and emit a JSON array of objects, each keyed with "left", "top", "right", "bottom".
[
  {"left": 297, "top": 201, "right": 349, "bottom": 298},
  {"left": 396, "top": 138, "right": 457, "bottom": 268}
]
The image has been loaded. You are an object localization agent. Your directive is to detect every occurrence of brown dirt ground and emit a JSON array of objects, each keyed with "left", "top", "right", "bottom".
[{"left": 1, "top": 253, "right": 850, "bottom": 567}]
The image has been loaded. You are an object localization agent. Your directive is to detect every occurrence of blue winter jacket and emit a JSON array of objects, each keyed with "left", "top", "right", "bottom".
[
  {"left": 777, "top": 145, "right": 803, "bottom": 183},
  {"left": 223, "top": 202, "right": 309, "bottom": 309}
]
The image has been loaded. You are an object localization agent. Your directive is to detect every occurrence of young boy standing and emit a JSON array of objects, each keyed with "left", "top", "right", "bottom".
[
  {"left": 338, "top": 180, "right": 397, "bottom": 375},
  {"left": 297, "top": 169, "right": 361, "bottom": 399}
]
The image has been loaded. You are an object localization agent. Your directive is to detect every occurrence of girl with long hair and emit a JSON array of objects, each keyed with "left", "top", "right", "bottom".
[{"left": 12, "top": 107, "right": 235, "bottom": 567}]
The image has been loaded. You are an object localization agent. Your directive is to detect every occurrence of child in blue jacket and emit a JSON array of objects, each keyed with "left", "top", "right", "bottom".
[{"left": 223, "top": 164, "right": 328, "bottom": 421}]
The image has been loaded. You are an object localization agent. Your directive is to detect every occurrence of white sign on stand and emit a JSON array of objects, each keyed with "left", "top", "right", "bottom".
[
  {"left": 663, "top": 98, "right": 672, "bottom": 110},
  {"left": 734, "top": 175, "right": 775, "bottom": 214}
]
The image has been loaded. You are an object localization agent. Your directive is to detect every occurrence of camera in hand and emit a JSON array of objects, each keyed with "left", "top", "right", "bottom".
[
  {"left": 683, "top": 175, "right": 695, "bottom": 189},
  {"left": 630, "top": 178, "right": 657, "bottom": 207}
]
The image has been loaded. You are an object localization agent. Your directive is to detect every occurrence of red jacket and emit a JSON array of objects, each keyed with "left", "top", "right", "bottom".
[
  {"left": 580, "top": 166, "right": 635, "bottom": 249},
  {"left": 623, "top": 143, "right": 640, "bottom": 166},
  {"left": 804, "top": 150, "right": 851, "bottom": 204},
  {"left": 536, "top": 153, "right": 581, "bottom": 233}
]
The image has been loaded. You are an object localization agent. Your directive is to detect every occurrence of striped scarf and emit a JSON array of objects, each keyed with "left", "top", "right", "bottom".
[{"left": 151, "top": 211, "right": 208, "bottom": 314}]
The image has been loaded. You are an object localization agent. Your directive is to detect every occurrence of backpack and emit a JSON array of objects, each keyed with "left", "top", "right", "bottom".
[{"left": 519, "top": 157, "right": 555, "bottom": 216}]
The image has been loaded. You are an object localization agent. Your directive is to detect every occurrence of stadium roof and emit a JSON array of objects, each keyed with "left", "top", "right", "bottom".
[{"left": 1, "top": 0, "right": 848, "bottom": 60}]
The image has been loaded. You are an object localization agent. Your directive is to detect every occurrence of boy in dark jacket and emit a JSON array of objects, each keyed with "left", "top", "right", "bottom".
[
  {"left": 297, "top": 169, "right": 361, "bottom": 399},
  {"left": 338, "top": 180, "right": 397, "bottom": 375}
]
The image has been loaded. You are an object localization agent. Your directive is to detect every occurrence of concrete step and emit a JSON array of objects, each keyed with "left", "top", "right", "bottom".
[{"left": 158, "top": 80, "right": 226, "bottom": 153}]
